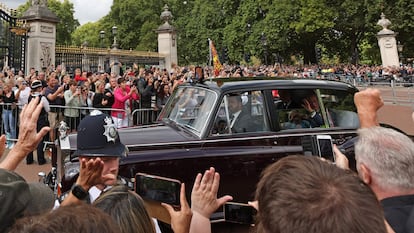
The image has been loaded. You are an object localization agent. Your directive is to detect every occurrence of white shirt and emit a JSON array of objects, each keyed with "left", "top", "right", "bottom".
[
  {"left": 14, "top": 86, "right": 31, "bottom": 109},
  {"left": 230, "top": 110, "right": 241, "bottom": 128}
]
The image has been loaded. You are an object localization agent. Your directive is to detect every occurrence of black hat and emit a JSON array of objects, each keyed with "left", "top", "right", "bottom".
[
  {"left": 0, "top": 170, "right": 54, "bottom": 232},
  {"left": 31, "top": 80, "right": 43, "bottom": 90},
  {"left": 73, "top": 111, "right": 127, "bottom": 157}
]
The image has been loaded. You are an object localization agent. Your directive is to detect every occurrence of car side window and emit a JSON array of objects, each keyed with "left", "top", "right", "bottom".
[
  {"left": 210, "top": 91, "right": 269, "bottom": 135},
  {"left": 275, "top": 89, "right": 359, "bottom": 130},
  {"left": 319, "top": 89, "right": 360, "bottom": 128}
]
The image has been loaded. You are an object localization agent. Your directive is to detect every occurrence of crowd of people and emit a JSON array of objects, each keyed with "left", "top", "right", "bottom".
[{"left": 0, "top": 83, "right": 413, "bottom": 233}]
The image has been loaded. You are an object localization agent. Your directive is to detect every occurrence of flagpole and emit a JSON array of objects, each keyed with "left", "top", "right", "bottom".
[{"left": 208, "top": 38, "right": 212, "bottom": 78}]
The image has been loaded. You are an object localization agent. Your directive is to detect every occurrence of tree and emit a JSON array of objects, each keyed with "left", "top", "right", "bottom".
[{"left": 71, "top": 22, "right": 103, "bottom": 47}]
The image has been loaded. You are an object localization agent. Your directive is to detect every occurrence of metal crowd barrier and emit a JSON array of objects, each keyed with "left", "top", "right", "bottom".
[{"left": 0, "top": 103, "right": 160, "bottom": 148}]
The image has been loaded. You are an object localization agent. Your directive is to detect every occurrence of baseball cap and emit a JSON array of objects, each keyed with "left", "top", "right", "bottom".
[
  {"left": 31, "top": 80, "right": 43, "bottom": 90},
  {"left": 73, "top": 110, "right": 127, "bottom": 157},
  {"left": 0, "top": 169, "right": 54, "bottom": 232}
]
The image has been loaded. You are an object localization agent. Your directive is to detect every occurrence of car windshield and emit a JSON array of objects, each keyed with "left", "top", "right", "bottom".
[{"left": 160, "top": 86, "right": 217, "bottom": 136}]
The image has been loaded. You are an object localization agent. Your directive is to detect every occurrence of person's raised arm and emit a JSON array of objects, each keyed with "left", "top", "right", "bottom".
[
  {"left": 162, "top": 183, "right": 193, "bottom": 233},
  {"left": 0, "top": 97, "right": 50, "bottom": 170},
  {"left": 189, "top": 167, "right": 233, "bottom": 233},
  {"left": 60, "top": 157, "right": 114, "bottom": 206},
  {"left": 354, "top": 88, "right": 383, "bottom": 128}
]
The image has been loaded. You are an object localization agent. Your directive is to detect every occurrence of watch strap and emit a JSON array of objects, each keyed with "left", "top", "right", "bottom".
[{"left": 71, "top": 184, "right": 89, "bottom": 200}]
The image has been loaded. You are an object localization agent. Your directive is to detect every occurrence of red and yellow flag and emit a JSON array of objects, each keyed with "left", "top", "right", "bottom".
[{"left": 209, "top": 40, "right": 222, "bottom": 76}]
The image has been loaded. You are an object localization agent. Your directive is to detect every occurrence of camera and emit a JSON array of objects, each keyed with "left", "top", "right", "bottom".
[{"left": 135, "top": 173, "right": 181, "bottom": 206}]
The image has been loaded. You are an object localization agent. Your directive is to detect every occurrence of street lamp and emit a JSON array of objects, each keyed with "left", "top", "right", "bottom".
[
  {"left": 110, "top": 26, "right": 119, "bottom": 75},
  {"left": 397, "top": 41, "right": 404, "bottom": 65},
  {"left": 99, "top": 30, "right": 105, "bottom": 48},
  {"left": 112, "top": 26, "right": 118, "bottom": 49},
  {"left": 261, "top": 32, "right": 268, "bottom": 65}
]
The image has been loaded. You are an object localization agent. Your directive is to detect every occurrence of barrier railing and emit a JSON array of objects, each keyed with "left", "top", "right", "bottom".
[{"left": 0, "top": 103, "right": 160, "bottom": 147}]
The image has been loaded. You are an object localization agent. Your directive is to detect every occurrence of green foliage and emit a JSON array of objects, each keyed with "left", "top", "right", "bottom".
[
  {"left": 15, "top": 0, "right": 414, "bottom": 65},
  {"left": 71, "top": 22, "right": 103, "bottom": 47}
]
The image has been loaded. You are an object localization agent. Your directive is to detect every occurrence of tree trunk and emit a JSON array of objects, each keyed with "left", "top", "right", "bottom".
[{"left": 303, "top": 41, "right": 317, "bottom": 64}]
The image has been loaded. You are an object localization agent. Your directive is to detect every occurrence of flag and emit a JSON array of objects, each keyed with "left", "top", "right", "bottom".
[{"left": 209, "top": 39, "right": 222, "bottom": 76}]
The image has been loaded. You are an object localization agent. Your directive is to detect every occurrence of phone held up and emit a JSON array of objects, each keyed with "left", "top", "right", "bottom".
[
  {"left": 223, "top": 202, "right": 257, "bottom": 225},
  {"left": 301, "top": 135, "right": 335, "bottom": 163},
  {"left": 135, "top": 173, "right": 181, "bottom": 206}
]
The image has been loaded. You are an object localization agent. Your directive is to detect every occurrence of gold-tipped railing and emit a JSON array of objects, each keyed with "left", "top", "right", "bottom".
[{"left": 56, "top": 45, "right": 164, "bottom": 58}]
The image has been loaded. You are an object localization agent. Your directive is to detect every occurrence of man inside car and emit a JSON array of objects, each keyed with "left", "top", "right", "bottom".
[{"left": 227, "top": 94, "right": 255, "bottom": 133}]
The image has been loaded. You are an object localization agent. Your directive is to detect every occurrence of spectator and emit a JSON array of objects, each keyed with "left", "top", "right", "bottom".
[
  {"left": 137, "top": 69, "right": 155, "bottom": 124},
  {"left": 9, "top": 204, "right": 121, "bottom": 233},
  {"left": 355, "top": 127, "right": 414, "bottom": 233},
  {"left": 92, "top": 80, "right": 110, "bottom": 115},
  {"left": 255, "top": 155, "right": 388, "bottom": 233},
  {"left": 14, "top": 77, "right": 31, "bottom": 111},
  {"left": 74, "top": 68, "right": 87, "bottom": 84},
  {"left": 104, "top": 76, "right": 116, "bottom": 108},
  {"left": 0, "top": 170, "right": 55, "bottom": 232},
  {"left": 26, "top": 80, "right": 50, "bottom": 165},
  {"left": 156, "top": 83, "right": 171, "bottom": 111},
  {"left": 94, "top": 185, "right": 156, "bottom": 233},
  {"left": 0, "top": 81, "right": 17, "bottom": 148},
  {"left": 347, "top": 89, "right": 414, "bottom": 233},
  {"left": 63, "top": 80, "right": 82, "bottom": 131},
  {"left": 0, "top": 97, "right": 52, "bottom": 232},
  {"left": 44, "top": 74, "right": 65, "bottom": 146},
  {"left": 111, "top": 78, "right": 138, "bottom": 128}
]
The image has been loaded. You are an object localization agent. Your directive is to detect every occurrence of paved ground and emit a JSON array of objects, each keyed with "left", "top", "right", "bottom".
[{"left": 1, "top": 86, "right": 413, "bottom": 183}]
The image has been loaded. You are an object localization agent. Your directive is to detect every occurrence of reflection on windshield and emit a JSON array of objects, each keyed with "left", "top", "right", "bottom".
[{"left": 162, "top": 86, "right": 217, "bottom": 136}]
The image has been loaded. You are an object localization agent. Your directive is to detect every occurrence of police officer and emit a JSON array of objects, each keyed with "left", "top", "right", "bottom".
[
  {"left": 26, "top": 80, "right": 50, "bottom": 165},
  {"left": 60, "top": 110, "right": 127, "bottom": 205}
]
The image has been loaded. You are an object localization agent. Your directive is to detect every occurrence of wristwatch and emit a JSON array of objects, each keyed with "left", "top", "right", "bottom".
[{"left": 71, "top": 184, "right": 89, "bottom": 200}]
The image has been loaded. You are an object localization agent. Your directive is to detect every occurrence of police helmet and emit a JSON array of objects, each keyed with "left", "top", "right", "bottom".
[{"left": 73, "top": 110, "right": 127, "bottom": 157}]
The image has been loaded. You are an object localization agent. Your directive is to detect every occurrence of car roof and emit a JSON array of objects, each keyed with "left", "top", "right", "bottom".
[{"left": 185, "top": 77, "right": 358, "bottom": 93}]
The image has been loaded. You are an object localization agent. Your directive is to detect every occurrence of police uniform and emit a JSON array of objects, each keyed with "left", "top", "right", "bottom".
[
  {"left": 56, "top": 111, "right": 162, "bottom": 232},
  {"left": 26, "top": 80, "right": 50, "bottom": 165},
  {"left": 57, "top": 110, "right": 127, "bottom": 203}
]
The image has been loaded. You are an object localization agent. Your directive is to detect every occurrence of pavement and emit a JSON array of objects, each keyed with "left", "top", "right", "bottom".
[{"left": 0, "top": 150, "right": 52, "bottom": 182}]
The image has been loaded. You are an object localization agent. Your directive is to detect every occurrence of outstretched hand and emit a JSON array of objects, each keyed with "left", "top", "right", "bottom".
[
  {"left": 189, "top": 167, "right": 232, "bottom": 233},
  {"left": 0, "top": 97, "right": 50, "bottom": 170},
  {"left": 162, "top": 183, "right": 192, "bottom": 233},
  {"left": 191, "top": 167, "right": 233, "bottom": 218},
  {"left": 76, "top": 157, "right": 114, "bottom": 191}
]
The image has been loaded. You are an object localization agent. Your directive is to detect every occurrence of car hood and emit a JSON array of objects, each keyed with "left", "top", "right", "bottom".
[{"left": 66, "top": 123, "right": 195, "bottom": 151}]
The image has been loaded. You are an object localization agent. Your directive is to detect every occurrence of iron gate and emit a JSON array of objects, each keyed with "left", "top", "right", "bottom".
[{"left": 0, "top": 8, "right": 27, "bottom": 73}]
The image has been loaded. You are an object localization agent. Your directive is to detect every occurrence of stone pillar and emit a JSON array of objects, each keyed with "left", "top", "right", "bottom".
[
  {"left": 377, "top": 13, "right": 399, "bottom": 67},
  {"left": 20, "top": 0, "right": 59, "bottom": 75},
  {"left": 156, "top": 5, "right": 177, "bottom": 72}
]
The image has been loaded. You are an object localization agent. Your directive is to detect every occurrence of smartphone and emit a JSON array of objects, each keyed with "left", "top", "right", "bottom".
[
  {"left": 135, "top": 173, "right": 181, "bottom": 206},
  {"left": 223, "top": 202, "right": 257, "bottom": 225},
  {"left": 316, "top": 135, "right": 335, "bottom": 162}
]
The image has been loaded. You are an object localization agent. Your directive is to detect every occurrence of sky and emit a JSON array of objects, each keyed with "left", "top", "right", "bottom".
[{"left": 1, "top": 0, "right": 113, "bottom": 25}]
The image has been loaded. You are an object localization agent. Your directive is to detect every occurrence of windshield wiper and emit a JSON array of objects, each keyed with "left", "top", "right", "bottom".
[
  {"left": 164, "top": 118, "right": 181, "bottom": 131},
  {"left": 176, "top": 122, "right": 200, "bottom": 135}
]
